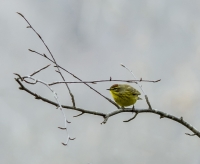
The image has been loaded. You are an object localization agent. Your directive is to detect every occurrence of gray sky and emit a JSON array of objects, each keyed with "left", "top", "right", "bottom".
[{"left": 1, "top": 0, "right": 200, "bottom": 163}]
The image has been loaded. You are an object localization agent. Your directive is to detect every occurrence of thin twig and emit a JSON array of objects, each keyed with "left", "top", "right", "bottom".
[
  {"left": 13, "top": 73, "right": 24, "bottom": 81},
  {"left": 121, "top": 63, "right": 153, "bottom": 110},
  {"left": 73, "top": 112, "right": 84, "bottom": 117},
  {"left": 17, "top": 12, "right": 76, "bottom": 109},
  {"left": 30, "top": 64, "right": 50, "bottom": 76},
  {"left": 123, "top": 112, "right": 138, "bottom": 122},
  {"left": 28, "top": 49, "right": 119, "bottom": 108},
  {"left": 23, "top": 79, "right": 37, "bottom": 85},
  {"left": 16, "top": 75, "right": 73, "bottom": 145},
  {"left": 145, "top": 95, "right": 152, "bottom": 110},
  {"left": 15, "top": 78, "right": 106, "bottom": 116},
  {"left": 49, "top": 79, "right": 161, "bottom": 86},
  {"left": 121, "top": 63, "right": 146, "bottom": 94}
]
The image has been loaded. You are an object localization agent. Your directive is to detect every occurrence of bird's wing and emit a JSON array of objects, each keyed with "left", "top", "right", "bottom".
[{"left": 128, "top": 86, "right": 141, "bottom": 95}]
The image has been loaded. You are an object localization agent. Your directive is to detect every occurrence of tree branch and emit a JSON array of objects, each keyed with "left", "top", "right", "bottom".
[
  {"left": 30, "top": 64, "right": 51, "bottom": 76},
  {"left": 17, "top": 12, "right": 76, "bottom": 109},
  {"left": 145, "top": 95, "right": 152, "bottom": 110},
  {"left": 27, "top": 49, "right": 119, "bottom": 109},
  {"left": 15, "top": 78, "right": 106, "bottom": 117},
  {"left": 123, "top": 112, "right": 138, "bottom": 122},
  {"left": 15, "top": 77, "right": 200, "bottom": 138},
  {"left": 48, "top": 79, "right": 161, "bottom": 86}
]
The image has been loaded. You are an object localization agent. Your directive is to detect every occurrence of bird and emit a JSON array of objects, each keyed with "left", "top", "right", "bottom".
[{"left": 107, "top": 84, "right": 142, "bottom": 109}]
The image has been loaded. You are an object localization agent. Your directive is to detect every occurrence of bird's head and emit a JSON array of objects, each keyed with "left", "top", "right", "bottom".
[{"left": 107, "top": 84, "right": 122, "bottom": 94}]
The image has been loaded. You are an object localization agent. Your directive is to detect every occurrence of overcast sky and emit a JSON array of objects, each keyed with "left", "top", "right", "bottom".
[{"left": 1, "top": 0, "right": 200, "bottom": 163}]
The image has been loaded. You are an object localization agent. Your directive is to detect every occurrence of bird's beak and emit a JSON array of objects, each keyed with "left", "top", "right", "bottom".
[{"left": 106, "top": 89, "right": 110, "bottom": 90}]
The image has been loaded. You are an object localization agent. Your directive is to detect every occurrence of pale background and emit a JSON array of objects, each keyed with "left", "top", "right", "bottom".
[{"left": 1, "top": 0, "right": 200, "bottom": 163}]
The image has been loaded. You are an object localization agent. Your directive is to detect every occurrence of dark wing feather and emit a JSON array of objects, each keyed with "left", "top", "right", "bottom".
[{"left": 127, "top": 85, "right": 141, "bottom": 95}]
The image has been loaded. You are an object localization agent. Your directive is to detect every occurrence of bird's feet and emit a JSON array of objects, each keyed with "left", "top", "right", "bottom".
[{"left": 132, "top": 105, "right": 135, "bottom": 113}]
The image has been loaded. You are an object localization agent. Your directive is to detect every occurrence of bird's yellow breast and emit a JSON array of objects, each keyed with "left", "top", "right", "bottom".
[{"left": 110, "top": 91, "right": 138, "bottom": 107}]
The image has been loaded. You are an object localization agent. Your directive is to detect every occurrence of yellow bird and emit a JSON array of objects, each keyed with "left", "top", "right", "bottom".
[{"left": 107, "top": 84, "right": 141, "bottom": 108}]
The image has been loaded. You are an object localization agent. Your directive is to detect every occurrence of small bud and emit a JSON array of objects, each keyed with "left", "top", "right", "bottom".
[
  {"left": 28, "top": 49, "right": 34, "bottom": 52},
  {"left": 66, "top": 120, "right": 71, "bottom": 123},
  {"left": 120, "top": 63, "right": 125, "bottom": 67},
  {"left": 16, "top": 12, "right": 24, "bottom": 17},
  {"left": 19, "top": 87, "right": 23, "bottom": 90},
  {"left": 58, "top": 127, "right": 66, "bottom": 130},
  {"left": 62, "top": 143, "right": 67, "bottom": 146}
]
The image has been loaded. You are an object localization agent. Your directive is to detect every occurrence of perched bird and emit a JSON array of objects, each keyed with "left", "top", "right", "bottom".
[{"left": 107, "top": 84, "right": 141, "bottom": 108}]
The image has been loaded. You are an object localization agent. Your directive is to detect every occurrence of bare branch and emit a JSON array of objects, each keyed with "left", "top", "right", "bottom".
[
  {"left": 73, "top": 112, "right": 84, "bottom": 117},
  {"left": 15, "top": 75, "right": 73, "bottom": 145},
  {"left": 30, "top": 64, "right": 50, "bottom": 76},
  {"left": 145, "top": 95, "right": 152, "bottom": 110},
  {"left": 123, "top": 112, "right": 138, "bottom": 122},
  {"left": 28, "top": 49, "right": 119, "bottom": 108},
  {"left": 23, "top": 79, "right": 37, "bottom": 85},
  {"left": 15, "top": 78, "right": 106, "bottom": 117},
  {"left": 49, "top": 79, "right": 161, "bottom": 86},
  {"left": 17, "top": 12, "right": 76, "bottom": 109},
  {"left": 15, "top": 14, "right": 200, "bottom": 142},
  {"left": 13, "top": 73, "right": 24, "bottom": 81},
  {"left": 15, "top": 77, "right": 200, "bottom": 138}
]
